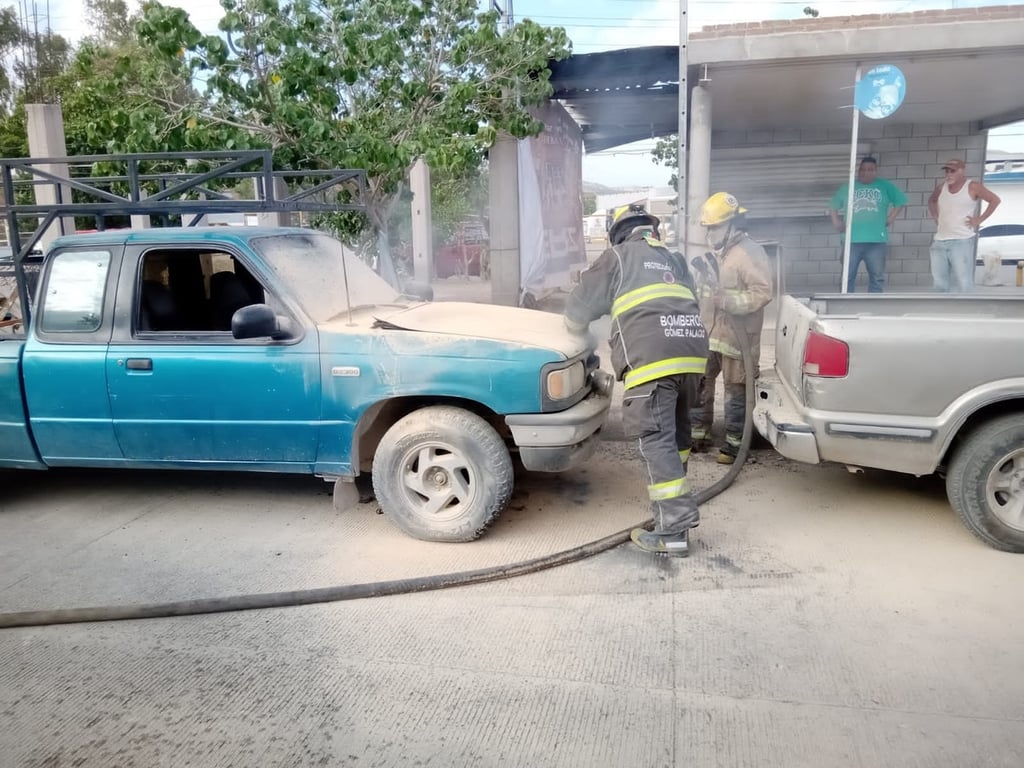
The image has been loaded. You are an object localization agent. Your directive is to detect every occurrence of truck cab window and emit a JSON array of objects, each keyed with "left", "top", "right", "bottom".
[
  {"left": 137, "top": 249, "right": 267, "bottom": 333},
  {"left": 39, "top": 250, "right": 111, "bottom": 333}
]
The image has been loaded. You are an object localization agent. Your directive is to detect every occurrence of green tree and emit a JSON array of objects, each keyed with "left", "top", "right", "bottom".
[
  {"left": 0, "top": 6, "right": 21, "bottom": 113},
  {"left": 427, "top": 165, "right": 489, "bottom": 245},
  {"left": 0, "top": 5, "right": 71, "bottom": 112},
  {"left": 133, "top": 0, "right": 570, "bottom": 258},
  {"left": 582, "top": 191, "right": 596, "bottom": 216},
  {"left": 85, "top": 0, "right": 135, "bottom": 46},
  {"left": 651, "top": 134, "right": 678, "bottom": 190},
  {"left": 0, "top": 0, "right": 157, "bottom": 155},
  {"left": 0, "top": 0, "right": 228, "bottom": 231}
]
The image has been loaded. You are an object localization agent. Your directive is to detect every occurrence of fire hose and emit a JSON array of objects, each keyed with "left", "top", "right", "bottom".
[{"left": 0, "top": 321, "right": 756, "bottom": 630}]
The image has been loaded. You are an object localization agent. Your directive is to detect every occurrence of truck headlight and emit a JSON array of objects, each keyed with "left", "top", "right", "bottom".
[{"left": 546, "top": 361, "right": 586, "bottom": 400}]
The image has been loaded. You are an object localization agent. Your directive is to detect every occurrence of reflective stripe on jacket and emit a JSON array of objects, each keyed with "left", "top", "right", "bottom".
[{"left": 564, "top": 232, "right": 708, "bottom": 390}]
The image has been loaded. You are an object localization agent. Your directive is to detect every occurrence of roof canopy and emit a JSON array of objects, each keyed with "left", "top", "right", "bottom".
[
  {"left": 548, "top": 5, "right": 1024, "bottom": 154},
  {"left": 548, "top": 47, "right": 679, "bottom": 153}
]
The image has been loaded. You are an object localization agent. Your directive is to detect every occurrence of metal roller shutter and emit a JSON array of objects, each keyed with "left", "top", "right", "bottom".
[{"left": 709, "top": 143, "right": 871, "bottom": 218}]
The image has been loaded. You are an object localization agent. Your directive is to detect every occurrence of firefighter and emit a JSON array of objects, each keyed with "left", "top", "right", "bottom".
[
  {"left": 564, "top": 204, "right": 708, "bottom": 557},
  {"left": 690, "top": 192, "right": 773, "bottom": 464}
]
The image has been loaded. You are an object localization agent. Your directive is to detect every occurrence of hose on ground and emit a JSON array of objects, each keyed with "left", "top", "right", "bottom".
[{"left": 0, "top": 327, "right": 757, "bottom": 630}]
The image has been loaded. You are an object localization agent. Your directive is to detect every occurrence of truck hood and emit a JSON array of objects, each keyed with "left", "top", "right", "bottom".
[{"left": 379, "top": 302, "right": 590, "bottom": 358}]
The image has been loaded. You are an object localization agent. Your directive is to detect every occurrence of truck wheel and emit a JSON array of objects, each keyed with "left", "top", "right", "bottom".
[
  {"left": 946, "top": 414, "right": 1024, "bottom": 553},
  {"left": 372, "top": 406, "right": 514, "bottom": 542}
]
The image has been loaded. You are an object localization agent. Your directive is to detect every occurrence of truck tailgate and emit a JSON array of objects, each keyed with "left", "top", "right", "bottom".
[{"left": 772, "top": 295, "right": 817, "bottom": 395}]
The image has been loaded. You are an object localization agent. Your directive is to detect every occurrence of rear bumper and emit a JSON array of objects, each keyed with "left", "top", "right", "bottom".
[
  {"left": 753, "top": 373, "right": 821, "bottom": 465},
  {"left": 506, "top": 388, "right": 610, "bottom": 472}
]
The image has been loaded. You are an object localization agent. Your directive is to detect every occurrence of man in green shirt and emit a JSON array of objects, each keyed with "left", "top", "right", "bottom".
[{"left": 829, "top": 156, "right": 907, "bottom": 292}]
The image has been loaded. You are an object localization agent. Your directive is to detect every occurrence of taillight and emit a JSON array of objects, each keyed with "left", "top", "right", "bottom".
[{"left": 803, "top": 330, "right": 849, "bottom": 377}]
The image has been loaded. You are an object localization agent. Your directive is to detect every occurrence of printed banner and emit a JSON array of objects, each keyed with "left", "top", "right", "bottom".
[{"left": 518, "top": 101, "right": 586, "bottom": 302}]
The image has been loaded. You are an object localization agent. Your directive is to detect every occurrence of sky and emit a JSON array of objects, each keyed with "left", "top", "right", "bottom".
[{"left": 32, "top": 0, "right": 1024, "bottom": 188}]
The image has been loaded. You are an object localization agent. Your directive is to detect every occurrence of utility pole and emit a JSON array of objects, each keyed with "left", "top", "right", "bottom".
[
  {"left": 492, "top": 0, "right": 514, "bottom": 30},
  {"left": 676, "top": 0, "right": 688, "bottom": 253}
]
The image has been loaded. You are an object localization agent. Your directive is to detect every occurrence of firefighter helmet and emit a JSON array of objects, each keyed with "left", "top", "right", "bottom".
[
  {"left": 608, "top": 203, "right": 660, "bottom": 246},
  {"left": 699, "top": 192, "right": 747, "bottom": 226}
]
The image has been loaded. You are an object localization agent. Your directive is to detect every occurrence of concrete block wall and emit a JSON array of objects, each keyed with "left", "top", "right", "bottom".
[{"left": 712, "top": 122, "right": 988, "bottom": 295}]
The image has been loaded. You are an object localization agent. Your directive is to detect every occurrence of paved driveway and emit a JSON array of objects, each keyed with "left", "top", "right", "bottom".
[
  {"left": 3, "top": 278, "right": 1022, "bottom": 766},
  {"left": 2, "top": 445, "right": 1023, "bottom": 767}
]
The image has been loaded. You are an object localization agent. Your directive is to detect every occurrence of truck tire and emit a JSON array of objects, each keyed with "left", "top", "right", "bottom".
[
  {"left": 372, "top": 406, "right": 514, "bottom": 542},
  {"left": 946, "top": 414, "right": 1024, "bottom": 553}
]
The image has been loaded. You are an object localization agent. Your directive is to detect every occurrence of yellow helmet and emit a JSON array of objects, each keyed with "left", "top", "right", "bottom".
[
  {"left": 608, "top": 203, "right": 659, "bottom": 246},
  {"left": 699, "top": 192, "right": 747, "bottom": 226}
]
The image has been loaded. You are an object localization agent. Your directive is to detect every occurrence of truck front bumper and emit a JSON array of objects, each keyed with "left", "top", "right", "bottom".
[
  {"left": 753, "top": 373, "right": 821, "bottom": 465},
  {"left": 505, "top": 388, "right": 611, "bottom": 472}
]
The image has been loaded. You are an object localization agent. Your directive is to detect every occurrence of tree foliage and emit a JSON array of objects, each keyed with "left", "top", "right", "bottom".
[
  {"left": 0, "top": 4, "right": 71, "bottom": 114},
  {"left": 652, "top": 134, "right": 678, "bottom": 190},
  {"left": 0, "top": 0, "right": 198, "bottom": 157},
  {"left": 0, "top": 0, "right": 203, "bottom": 229},
  {"left": 85, "top": 0, "right": 136, "bottom": 46},
  {"left": 0, "top": 0, "right": 569, "bottom": 264},
  {"left": 134, "top": 0, "right": 570, "bottom": 248}
]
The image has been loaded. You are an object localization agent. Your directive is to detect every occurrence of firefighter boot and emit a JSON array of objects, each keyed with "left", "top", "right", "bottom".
[
  {"left": 691, "top": 430, "right": 711, "bottom": 454},
  {"left": 630, "top": 527, "right": 690, "bottom": 557},
  {"left": 717, "top": 437, "right": 742, "bottom": 465}
]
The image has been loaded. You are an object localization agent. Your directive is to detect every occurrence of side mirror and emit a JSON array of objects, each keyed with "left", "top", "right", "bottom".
[
  {"left": 232, "top": 303, "right": 291, "bottom": 340},
  {"left": 399, "top": 280, "right": 434, "bottom": 302}
]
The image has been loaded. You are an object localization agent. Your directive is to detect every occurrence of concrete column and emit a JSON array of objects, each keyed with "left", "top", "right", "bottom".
[
  {"left": 409, "top": 159, "right": 433, "bottom": 284},
  {"left": 130, "top": 190, "right": 150, "bottom": 230},
  {"left": 26, "top": 104, "right": 75, "bottom": 248},
  {"left": 256, "top": 177, "right": 292, "bottom": 227},
  {"left": 487, "top": 134, "right": 520, "bottom": 306},
  {"left": 686, "top": 84, "right": 713, "bottom": 259}
]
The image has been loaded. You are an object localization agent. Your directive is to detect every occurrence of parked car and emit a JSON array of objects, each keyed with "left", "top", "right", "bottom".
[
  {"left": 435, "top": 217, "right": 488, "bottom": 278},
  {"left": 976, "top": 223, "right": 1024, "bottom": 286}
]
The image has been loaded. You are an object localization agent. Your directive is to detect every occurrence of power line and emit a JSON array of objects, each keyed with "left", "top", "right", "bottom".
[{"left": 527, "top": 0, "right": 1020, "bottom": 4}]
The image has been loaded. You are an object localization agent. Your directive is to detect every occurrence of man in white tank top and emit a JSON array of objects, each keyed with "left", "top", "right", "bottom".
[{"left": 928, "top": 158, "right": 1001, "bottom": 292}]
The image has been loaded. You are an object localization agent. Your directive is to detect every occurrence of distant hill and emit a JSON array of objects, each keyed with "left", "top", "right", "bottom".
[{"left": 582, "top": 180, "right": 633, "bottom": 195}]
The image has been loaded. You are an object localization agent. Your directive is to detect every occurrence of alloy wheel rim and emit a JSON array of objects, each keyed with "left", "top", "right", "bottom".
[
  {"left": 399, "top": 442, "right": 477, "bottom": 522},
  {"left": 985, "top": 447, "right": 1024, "bottom": 532}
]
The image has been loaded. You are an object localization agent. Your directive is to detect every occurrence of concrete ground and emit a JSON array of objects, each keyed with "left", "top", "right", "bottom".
[
  {"left": 3, "top": 452, "right": 1023, "bottom": 767},
  {"left": 2, "top": 276, "right": 1023, "bottom": 767}
]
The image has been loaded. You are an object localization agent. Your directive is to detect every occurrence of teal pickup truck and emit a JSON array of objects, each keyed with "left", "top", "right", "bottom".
[{"left": 0, "top": 227, "right": 610, "bottom": 541}]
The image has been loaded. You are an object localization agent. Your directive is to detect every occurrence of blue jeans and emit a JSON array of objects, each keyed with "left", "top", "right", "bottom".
[
  {"left": 846, "top": 242, "right": 887, "bottom": 293},
  {"left": 930, "top": 238, "right": 976, "bottom": 292}
]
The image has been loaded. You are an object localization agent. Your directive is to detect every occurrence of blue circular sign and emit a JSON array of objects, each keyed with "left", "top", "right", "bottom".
[{"left": 854, "top": 64, "right": 906, "bottom": 120}]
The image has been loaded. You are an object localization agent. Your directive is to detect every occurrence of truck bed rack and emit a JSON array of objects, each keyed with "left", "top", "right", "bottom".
[{"left": 0, "top": 150, "right": 368, "bottom": 327}]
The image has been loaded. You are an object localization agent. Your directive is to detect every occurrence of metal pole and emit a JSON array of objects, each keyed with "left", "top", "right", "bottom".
[
  {"left": 677, "top": 0, "right": 688, "bottom": 254},
  {"left": 841, "top": 66, "right": 861, "bottom": 294}
]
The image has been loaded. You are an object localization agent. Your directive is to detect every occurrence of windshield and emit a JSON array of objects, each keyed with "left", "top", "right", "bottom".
[{"left": 250, "top": 232, "right": 402, "bottom": 323}]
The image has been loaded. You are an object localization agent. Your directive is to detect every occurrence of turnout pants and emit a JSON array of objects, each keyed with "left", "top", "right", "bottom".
[
  {"left": 621, "top": 373, "right": 703, "bottom": 534},
  {"left": 691, "top": 350, "right": 747, "bottom": 453}
]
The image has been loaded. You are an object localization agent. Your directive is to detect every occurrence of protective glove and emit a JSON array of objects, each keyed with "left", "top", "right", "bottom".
[{"left": 564, "top": 315, "right": 589, "bottom": 336}]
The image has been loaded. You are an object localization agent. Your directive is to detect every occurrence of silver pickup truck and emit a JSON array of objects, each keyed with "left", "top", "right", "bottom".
[{"left": 754, "top": 293, "right": 1024, "bottom": 552}]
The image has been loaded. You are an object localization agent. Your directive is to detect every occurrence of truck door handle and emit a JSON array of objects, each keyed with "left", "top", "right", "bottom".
[{"left": 125, "top": 358, "right": 153, "bottom": 371}]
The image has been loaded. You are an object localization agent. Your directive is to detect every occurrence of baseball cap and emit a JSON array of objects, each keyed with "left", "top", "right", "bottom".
[{"left": 941, "top": 158, "right": 965, "bottom": 171}]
